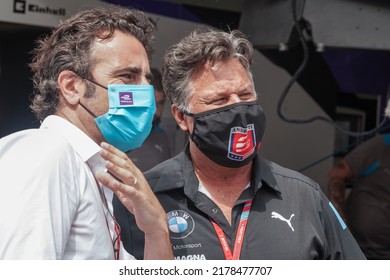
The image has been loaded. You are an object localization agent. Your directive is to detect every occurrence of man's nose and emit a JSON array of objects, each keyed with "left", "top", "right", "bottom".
[{"left": 141, "top": 76, "right": 150, "bottom": 85}]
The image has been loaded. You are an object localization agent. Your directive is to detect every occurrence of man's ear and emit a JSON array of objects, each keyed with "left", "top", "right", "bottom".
[
  {"left": 57, "top": 70, "right": 83, "bottom": 105},
  {"left": 171, "top": 104, "right": 190, "bottom": 133}
]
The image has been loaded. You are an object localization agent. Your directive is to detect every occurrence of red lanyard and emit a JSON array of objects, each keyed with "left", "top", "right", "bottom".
[
  {"left": 113, "top": 218, "right": 121, "bottom": 260},
  {"left": 210, "top": 198, "right": 253, "bottom": 260}
]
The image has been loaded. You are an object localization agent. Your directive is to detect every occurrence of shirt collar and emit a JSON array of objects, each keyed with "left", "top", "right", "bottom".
[
  {"left": 185, "top": 147, "right": 282, "bottom": 200},
  {"left": 149, "top": 144, "right": 281, "bottom": 201},
  {"left": 148, "top": 143, "right": 282, "bottom": 199},
  {"left": 40, "top": 115, "right": 113, "bottom": 202},
  {"left": 252, "top": 155, "right": 281, "bottom": 194},
  {"left": 40, "top": 115, "right": 101, "bottom": 162}
]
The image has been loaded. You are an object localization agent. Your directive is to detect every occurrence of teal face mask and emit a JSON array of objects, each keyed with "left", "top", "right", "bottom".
[{"left": 79, "top": 80, "right": 156, "bottom": 152}]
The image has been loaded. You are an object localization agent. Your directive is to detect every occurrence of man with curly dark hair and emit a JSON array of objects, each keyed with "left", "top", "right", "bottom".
[{"left": 0, "top": 5, "right": 172, "bottom": 260}]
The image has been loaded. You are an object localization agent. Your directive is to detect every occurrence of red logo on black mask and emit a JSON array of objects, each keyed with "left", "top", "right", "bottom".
[{"left": 228, "top": 124, "right": 256, "bottom": 161}]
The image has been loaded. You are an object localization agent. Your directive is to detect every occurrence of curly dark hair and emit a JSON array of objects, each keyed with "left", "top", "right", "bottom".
[{"left": 29, "top": 5, "right": 155, "bottom": 120}]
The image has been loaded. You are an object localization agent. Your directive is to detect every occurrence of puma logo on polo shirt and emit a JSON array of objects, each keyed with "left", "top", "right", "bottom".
[{"left": 271, "top": 211, "right": 295, "bottom": 232}]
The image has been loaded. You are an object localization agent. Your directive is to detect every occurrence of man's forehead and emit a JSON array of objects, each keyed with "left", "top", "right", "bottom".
[{"left": 91, "top": 31, "right": 149, "bottom": 69}]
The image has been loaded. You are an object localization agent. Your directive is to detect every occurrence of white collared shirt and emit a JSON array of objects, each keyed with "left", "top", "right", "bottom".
[{"left": 0, "top": 115, "right": 135, "bottom": 259}]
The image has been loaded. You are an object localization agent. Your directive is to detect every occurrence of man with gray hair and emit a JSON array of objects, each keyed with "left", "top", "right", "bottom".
[{"left": 113, "top": 28, "right": 365, "bottom": 259}]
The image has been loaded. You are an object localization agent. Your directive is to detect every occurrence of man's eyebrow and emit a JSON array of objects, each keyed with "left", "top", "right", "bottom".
[
  {"left": 112, "top": 67, "right": 140, "bottom": 76},
  {"left": 113, "top": 67, "right": 153, "bottom": 81},
  {"left": 207, "top": 85, "right": 252, "bottom": 97}
]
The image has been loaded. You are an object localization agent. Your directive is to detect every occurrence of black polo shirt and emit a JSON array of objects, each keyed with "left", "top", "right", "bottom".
[{"left": 114, "top": 147, "right": 365, "bottom": 260}]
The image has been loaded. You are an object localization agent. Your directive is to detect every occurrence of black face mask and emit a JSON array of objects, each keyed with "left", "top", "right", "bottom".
[{"left": 185, "top": 100, "right": 266, "bottom": 168}]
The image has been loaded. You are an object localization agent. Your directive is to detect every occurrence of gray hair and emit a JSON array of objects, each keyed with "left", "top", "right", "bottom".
[
  {"left": 161, "top": 29, "right": 254, "bottom": 112},
  {"left": 29, "top": 5, "right": 155, "bottom": 121}
]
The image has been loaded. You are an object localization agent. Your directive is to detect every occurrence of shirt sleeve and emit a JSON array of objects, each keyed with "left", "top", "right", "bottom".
[
  {"left": 320, "top": 190, "right": 366, "bottom": 259},
  {"left": 0, "top": 131, "right": 80, "bottom": 259}
]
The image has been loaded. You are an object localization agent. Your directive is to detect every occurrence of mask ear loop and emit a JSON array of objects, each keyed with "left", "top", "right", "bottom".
[
  {"left": 79, "top": 102, "right": 98, "bottom": 118},
  {"left": 72, "top": 71, "right": 108, "bottom": 90},
  {"left": 73, "top": 72, "right": 106, "bottom": 118},
  {"left": 181, "top": 109, "right": 194, "bottom": 117},
  {"left": 81, "top": 77, "right": 108, "bottom": 90},
  {"left": 176, "top": 108, "right": 194, "bottom": 142}
]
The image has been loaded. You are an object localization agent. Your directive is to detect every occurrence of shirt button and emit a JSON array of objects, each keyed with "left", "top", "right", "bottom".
[{"left": 212, "top": 208, "right": 218, "bottom": 213}]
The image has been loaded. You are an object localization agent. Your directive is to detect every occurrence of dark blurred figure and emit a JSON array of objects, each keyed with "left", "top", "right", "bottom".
[
  {"left": 327, "top": 133, "right": 390, "bottom": 259},
  {"left": 127, "top": 68, "right": 172, "bottom": 171}
]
